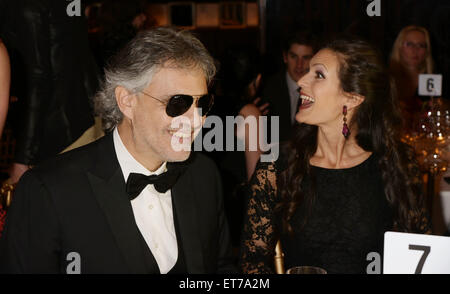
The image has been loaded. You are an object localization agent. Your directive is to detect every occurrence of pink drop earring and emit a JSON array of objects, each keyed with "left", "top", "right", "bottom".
[{"left": 342, "top": 105, "right": 350, "bottom": 139}]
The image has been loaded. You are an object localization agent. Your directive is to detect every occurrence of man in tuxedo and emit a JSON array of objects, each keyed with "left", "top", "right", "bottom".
[
  {"left": 262, "top": 31, "right": 317, "bottom": 142},
  {"left": 0, "top": 27, "right": 236, "bottom": 274}
]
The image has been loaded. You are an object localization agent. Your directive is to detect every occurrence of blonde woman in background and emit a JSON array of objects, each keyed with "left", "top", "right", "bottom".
[
  {"left": 0, "top": 39, "right": 9, "bottom": 138},
  {"left": 389, "top": 25, "right": 434, "bottom": 125}
]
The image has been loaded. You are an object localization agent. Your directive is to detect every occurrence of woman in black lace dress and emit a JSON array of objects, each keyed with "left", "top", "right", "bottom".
[{"left": 239, "top": 38, "right": 431, "bottom": 274}]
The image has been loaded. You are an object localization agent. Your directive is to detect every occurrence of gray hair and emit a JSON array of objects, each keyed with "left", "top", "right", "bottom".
[{"left": 94, "top": 26, "right": 217, "bottom": 131}]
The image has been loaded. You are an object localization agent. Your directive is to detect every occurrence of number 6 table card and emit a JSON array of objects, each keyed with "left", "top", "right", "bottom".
[
  {"left": 383, "top": 231, "right": 450, "bottom": 274},
  {"left": 418, "top": 74, "right": 442, "bottom": 97}
]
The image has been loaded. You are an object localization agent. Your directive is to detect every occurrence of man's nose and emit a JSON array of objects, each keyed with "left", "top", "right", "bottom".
[{"left": 184, "top": 103, "right": 203, "bottom": 130}]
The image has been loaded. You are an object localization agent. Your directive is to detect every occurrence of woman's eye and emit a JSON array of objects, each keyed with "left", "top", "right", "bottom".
[{"left": 315, "top": 71, "right": 324, "bottom": 79}]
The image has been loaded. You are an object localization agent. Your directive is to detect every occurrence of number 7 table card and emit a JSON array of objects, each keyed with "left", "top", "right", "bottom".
[{"left": 383, "top": 231, "right": 450, "bottom": 274}]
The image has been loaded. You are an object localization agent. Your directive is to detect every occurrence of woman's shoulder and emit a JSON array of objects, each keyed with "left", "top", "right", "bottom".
[
  {"left": 270, "top": 141, "right": 292, "bottom": 171},
  {"left": 249, "top": 159, "right": 278, "bottom": 200},
  {"left": 247, "top": 143, "right": 294, "bottom": 205},
  {"left": 252, "top": 142, "right": 291, "bottom": 184}
]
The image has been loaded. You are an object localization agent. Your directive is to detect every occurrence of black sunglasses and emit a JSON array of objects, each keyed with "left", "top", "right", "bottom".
[{"left": 140, "top": 91, "right": 214, "bottom": 117}]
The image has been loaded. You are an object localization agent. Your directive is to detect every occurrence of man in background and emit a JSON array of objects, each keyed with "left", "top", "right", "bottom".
[{"left": 262, "top": 31, "right": 317, "bottom": 142}]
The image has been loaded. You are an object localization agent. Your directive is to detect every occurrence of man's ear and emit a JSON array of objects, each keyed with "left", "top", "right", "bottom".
[
  {"left": 345, "top": 92, "right": 365, "bottom": 110},
  {"left": 282, "top": 51, "right": 288, "bottom": 64},
  {"left": 115, "top": 86, "right": 135, "bottom": 119}
]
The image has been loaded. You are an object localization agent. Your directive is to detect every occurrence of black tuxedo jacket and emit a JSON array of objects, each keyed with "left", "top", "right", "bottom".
[
  {"left": 0, "top": 133, "right": 236, "bottom": 274},
  {"left": 262, "top": 70, "right": 294, "bottom": 143}
]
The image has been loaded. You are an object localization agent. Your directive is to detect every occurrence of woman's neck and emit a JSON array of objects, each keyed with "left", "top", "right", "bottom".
[
  {"left": 312, "top": 124, "right": 370, "bottom": 169},
  {"left": 403, "top": 62, "right": 426, "bottom": 77}
]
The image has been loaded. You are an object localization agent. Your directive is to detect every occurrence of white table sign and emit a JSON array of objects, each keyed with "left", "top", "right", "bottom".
[
  {"left": 418, "top": 74, "right": 442, "bottom": 96},
  {"left": 383, "top": 231, "right": 450, "bottom": 274}
]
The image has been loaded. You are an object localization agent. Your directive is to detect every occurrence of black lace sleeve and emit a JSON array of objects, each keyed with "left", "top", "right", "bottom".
[{"left": 239, "top": 160, "right": 279, "bottom": 274}]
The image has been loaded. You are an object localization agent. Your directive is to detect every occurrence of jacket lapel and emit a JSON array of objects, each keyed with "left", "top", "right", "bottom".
[
  {"left": 171, "top": 170, "right": 205, "bottom": 273},
  {"left": 281, "top": 72, "right": 292, "bottom": 123},
  {"left": 86, "top": 133, "right": 157, "bottom": 273}
]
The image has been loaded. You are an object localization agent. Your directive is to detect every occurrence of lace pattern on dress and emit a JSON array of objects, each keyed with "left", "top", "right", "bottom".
[
  {"left": 239, "top": 160, "right": 278, "bottom": 274},
  {"left": 239, "top": 158, "right": 432, "bottom": 274}
]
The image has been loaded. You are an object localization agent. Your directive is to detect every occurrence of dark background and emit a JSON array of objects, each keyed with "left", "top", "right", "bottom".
[
  {"left": 264, "top": 0, "right": 449, "bottom": 82},
  {"left": 1, "top": 0, "right": 448, "bottom": 86},
  {"left": 61, "top": 0, "right": 449, "bottom": 96},
  {"left": 193, "top": 0, "right": 450, "bottom": 97}
]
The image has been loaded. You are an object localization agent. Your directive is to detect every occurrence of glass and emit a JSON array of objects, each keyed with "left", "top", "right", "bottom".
[
  {"left": 140, "top": 91, "right": 214, "bottom": 117},
  {"left": 408, "top": 98, "right": 450, "bottom": 174},
  {"left": 403, "top": 41, "right": 427, "bottom": 50},
  {"left": 286, "top": 266, "right": 327, "bottom": 274}
]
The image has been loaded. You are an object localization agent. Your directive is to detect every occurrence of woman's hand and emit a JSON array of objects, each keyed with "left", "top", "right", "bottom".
[
  {"left": 247, "top": 74, "right": 269, "bottom": 115},
  {"left": 252, "top": 97, "right": 269, "bottom": 115},
  {"left": 6, "top": 163, "right": 30, "bottom": 184}
]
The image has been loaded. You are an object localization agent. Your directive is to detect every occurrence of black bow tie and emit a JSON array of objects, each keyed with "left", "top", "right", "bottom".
[{"left": 125, "top": 155, "right": 193, "bottom": 200}]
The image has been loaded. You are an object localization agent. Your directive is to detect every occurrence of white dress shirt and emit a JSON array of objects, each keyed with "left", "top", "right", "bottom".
[
  {"left": 286, "top": 72, "right": 300, "bottom": 124},
  {"left": 113, "top": 128, "right": 178, "bottom": 274}
]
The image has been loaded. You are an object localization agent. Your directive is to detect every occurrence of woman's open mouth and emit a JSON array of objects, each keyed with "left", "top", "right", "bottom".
[{"left": 300, "top": 93, "right": 315, "bottom": 109}]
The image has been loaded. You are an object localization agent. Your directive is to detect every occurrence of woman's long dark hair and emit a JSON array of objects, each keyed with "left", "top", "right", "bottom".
[{"left": 277, "top": 38, "right": 425, "bottom": 234}]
